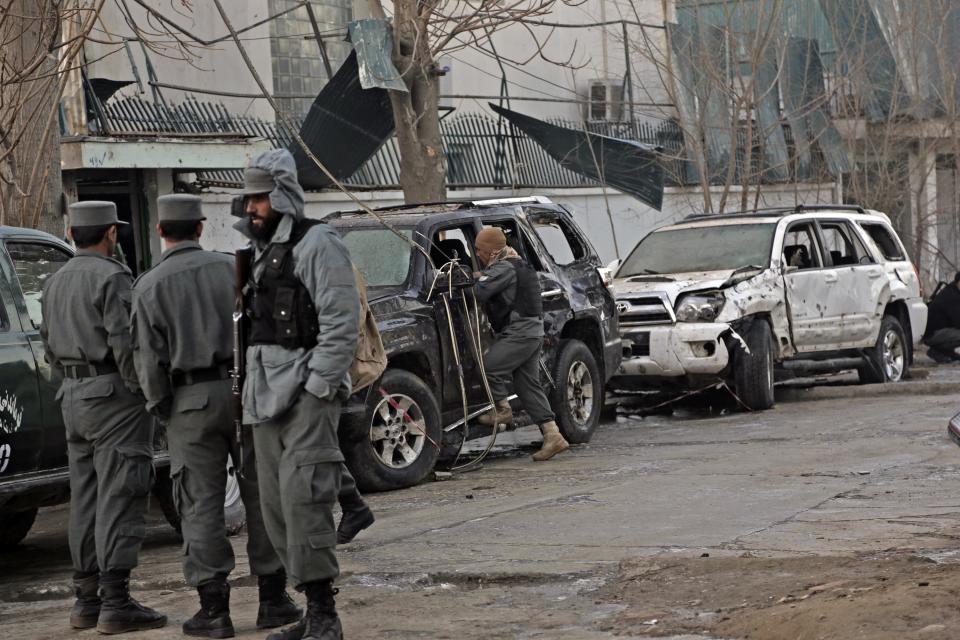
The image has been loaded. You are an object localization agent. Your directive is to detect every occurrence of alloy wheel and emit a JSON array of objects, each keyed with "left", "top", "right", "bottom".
[
  {"left": 370, "top": 393, "right": 427, "bottom": 469},
  {"left": 566, "top": 360, "right": 594, "bottom": 427},
  {"left": 881, "top": 328, "right": 905, "bottom": 381}
]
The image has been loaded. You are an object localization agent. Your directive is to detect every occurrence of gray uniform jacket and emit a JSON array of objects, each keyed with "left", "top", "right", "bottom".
[
  {"left": 235, "top": 213, "right": 359, "bottom": 424},
  {"left": 40, "top": 250, "right": 140, "bottom": 392},
  {"left": 131, "top": 241, "right": 234, "bottom": 418},
  {"left": 475, "top": 259, "right": 544, "bottom": 340}
]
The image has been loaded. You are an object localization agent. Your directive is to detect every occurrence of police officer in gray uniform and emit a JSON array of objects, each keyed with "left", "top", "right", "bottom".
[
  {"left": 131, "top": 194, "right": 301, "bottom": 638},
  {"left": 235, "top": 149, "right": 359, "bottom": 640},
  {"left": 473, "top": 226, "right": 570, "bottom": 461},
  {"left": 40, "top": 201, "right": 167, "bottom": 634}
]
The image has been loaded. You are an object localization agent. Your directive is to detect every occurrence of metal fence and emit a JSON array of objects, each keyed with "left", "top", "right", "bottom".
[
  {"left": 87, "top": 93, "right": 683, "bottom": 190},
  {"left": 88, "top": 92, "right": 825, "bottom": 190}
]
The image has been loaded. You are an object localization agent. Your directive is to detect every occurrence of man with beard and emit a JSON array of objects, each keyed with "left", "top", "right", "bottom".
[
  {"left": 131, "top": 194, "right": 301, "bottom": 637},
  {"left": 41, "top": 201, "right": 167, "bottom": 634},
  {"left": 235, "top": 149, "right": 361, "bottom": 640},
  {"left": 472, "top": 226, "right": 569, "bottom": 462}
]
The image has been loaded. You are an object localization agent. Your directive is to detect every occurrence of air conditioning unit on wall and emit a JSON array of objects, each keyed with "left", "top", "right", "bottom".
[{"left": 585, "top": 80, "right": 625, "bottom": 122}]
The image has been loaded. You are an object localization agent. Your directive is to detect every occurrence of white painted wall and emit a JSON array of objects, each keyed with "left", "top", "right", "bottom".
[
  {"left": 195, "top": 182, "right": 838, "bottom": 263},
  {"left": 84, "top": 1, "right": 673, "bottom": 127},
  {"left": 438, "top": 0, "right": 671, "bottom": 123},
  {"left": 84, "top": 1, "right": 276, "bottom": 121}
]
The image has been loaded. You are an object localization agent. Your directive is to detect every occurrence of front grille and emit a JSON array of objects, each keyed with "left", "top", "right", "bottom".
[{"left": 617, "top": 296, "right": 672, "bottom": 326}]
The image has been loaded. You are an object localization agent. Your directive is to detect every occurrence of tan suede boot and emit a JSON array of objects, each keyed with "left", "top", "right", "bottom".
[
  {"left": 476, "top": 399, "right": 513, "bottom": 427},
  {"left": 532, "top": 421, "right": 569, "bottom": 461}
]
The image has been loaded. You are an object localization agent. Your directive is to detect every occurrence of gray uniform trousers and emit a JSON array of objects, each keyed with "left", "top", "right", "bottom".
[
  {"left": 484, "top": 332, "right": 555, "bottom": 425},
  {"left": 166, "top": 379, "right": 283, "bottom": 586},
  {"left": 62, "top": 372, "right": 154, "bottom": 574},
  {"left": 253, "top": 391, "right": 343, "bottom": 588},
  {"left": 924, "top": 328, "right": 960, "bottom": 352}
]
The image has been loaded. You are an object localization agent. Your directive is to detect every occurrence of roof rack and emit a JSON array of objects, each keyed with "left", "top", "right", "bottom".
[
  {"left": 470, "top": 196, "right": 553, "bottom": 206},
  {"left": 682, "top": 203, "right": 868, "bottom": 221},
  {"left": 683, "top": 207, "right": 793, "bottom": 221},
  {"left": 794, "top": 203, "right": 865, "bottom": 214}
]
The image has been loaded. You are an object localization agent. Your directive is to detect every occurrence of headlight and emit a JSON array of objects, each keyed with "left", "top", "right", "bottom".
[{"left": 675, "top": 291, "right": 725, "bottom": 322}]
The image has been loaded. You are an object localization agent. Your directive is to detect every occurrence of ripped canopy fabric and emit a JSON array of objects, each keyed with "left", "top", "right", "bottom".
[{"left": 490, "top": 104, "right": 664, "bottom": 210}]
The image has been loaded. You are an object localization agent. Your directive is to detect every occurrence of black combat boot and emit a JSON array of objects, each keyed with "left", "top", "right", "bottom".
[
  {"left": 301, "top": 581, "right": 342, "bottom": 640},
  {"left": 257, "top": 571, "right": 302, "bottom": 629},
  {"left": 264, "top": 582, "right": 340, "bottom": 640},
  {"left": 337, "top": 494, "right": 375, "bottom": 545},
  {"left": 265, "top": 618, "right": 307, "bottom": 640},
  {"left": 96, "top": 570, "right": 167, "bottom": 634},
  {"left": 183, "top": 579, "right": 235, "bottom": 638},
  {"left": 70, "top": 571, "right": 101, "bottom": 629}
]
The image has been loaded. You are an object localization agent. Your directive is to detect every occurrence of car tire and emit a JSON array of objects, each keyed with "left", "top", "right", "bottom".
[
  {"left": 859, "top": 315, "right": 907, "bottom": 384},
  {"left": 152, "top": 462, "right": 246, "bottom": 537},
  {"left": 550, "top": 339, "right": 602, "bottom": 444},
  {"left": 344, "top": 369, "right": 442, "bottom": 492},
  {"left": 733, "top": 320, "right": 776, "bottom": 411},
  {"left": 0, "top": 507, "right": 38, "bottom": 548}
]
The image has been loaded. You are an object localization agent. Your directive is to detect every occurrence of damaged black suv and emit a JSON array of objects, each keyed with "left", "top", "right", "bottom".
[{"left": 329, "top": 197, "right": 621, "bottom": 491}]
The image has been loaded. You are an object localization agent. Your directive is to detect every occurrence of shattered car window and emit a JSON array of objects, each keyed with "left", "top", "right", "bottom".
[
  {"left": 618, "top": 223, "right": 776, "bottom": 276},
  {"left": 340, "top": 228, "right": 413, "bottom": 287},
  {"left": 6, "top": 242, "right": 71, "bottom": 329},
  {"left": 782, "top": 224, "right": 821, "bottom": 269}
]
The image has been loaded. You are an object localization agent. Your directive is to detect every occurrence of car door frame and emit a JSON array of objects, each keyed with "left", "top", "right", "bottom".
[
  {"left": 781, "top": 218, "right": 845, "bottom": 351},
  {"left": 812, "top": 218, "right": 887, "bottom": 349},
  {"left": 424, "top": 219, "right": 491, "bottom": 410}
]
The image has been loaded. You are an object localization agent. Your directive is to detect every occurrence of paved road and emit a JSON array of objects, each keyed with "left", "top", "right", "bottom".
[{"left": 2, "top": 378, "right": 959, "bottom": 638}]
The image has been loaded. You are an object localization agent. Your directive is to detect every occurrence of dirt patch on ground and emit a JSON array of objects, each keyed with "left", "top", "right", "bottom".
[{"left": 596, "top": 552, "right": 960, "bottom": 639}]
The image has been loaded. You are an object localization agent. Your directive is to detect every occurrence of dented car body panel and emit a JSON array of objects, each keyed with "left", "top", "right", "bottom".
[{"left": 610, "top": 208, "right": 926, "bottom": 391}]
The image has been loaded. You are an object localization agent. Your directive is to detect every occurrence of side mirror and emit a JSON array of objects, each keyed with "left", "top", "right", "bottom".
[{"left": 606, "top": 258, "right": 622, "bottom": 274}]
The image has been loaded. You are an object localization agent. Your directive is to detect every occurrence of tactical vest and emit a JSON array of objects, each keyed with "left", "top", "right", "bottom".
[
  {"left": 488, "top": 257, "right": 543, "bottom": 333},
  {"left": 247, "top": 218, "right": 322, "bottom": 349}
]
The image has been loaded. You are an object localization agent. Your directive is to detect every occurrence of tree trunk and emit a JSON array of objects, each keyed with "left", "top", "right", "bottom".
[
  {"left": 386, "top": 1, "right": 446, "bottom": 203},
  {"left": 0, "top": 0, "right": 63, "bottom": 234}
]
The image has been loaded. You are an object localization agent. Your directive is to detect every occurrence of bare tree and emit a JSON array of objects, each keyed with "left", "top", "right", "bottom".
[
  {"left": 628, "top": 0, "right": 849, "bottom": 215},
  {"left": 630, "top": 0, "right": 960, "bottom": 290},
  {"left": 0, "top": 0, "right": 79, "bottom": 232},
  {"left": 0, "top": 0, "right": 195, "bottom": 232},
  {"left": 366, "top": 0, "right": 582, "bottom": 203}
]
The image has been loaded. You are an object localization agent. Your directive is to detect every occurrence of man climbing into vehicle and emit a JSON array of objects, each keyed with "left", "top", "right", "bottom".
[{"left": 473, "top": 226, "right": 569, "bottom": 461}]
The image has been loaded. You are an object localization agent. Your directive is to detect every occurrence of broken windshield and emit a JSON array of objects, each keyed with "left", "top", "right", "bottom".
[
  {"left": 618, "top": 223, "right": 776, "bottom": 277},
  {"left": 339, "top": 227, "right": 413, "bottom": 287}
]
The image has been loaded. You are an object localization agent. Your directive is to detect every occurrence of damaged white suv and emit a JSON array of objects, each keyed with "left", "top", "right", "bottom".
[{"left": 608, "top": 205, "right": 927, "bottom": 409}]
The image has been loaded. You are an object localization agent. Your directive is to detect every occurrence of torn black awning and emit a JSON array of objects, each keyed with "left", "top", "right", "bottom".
[
  {"left": 291, "top": 50, "right": 395, "bottom": 189},
  {"left": 490, "top": 104, "right": 664, "bottom": 210}
]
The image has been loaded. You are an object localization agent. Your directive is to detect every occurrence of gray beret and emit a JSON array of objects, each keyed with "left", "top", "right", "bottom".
[
  {"left": 241, "top": 166, "right": 275, "bottom": 195},
  {"left": 68, "top": 201, "right": 127, "bottom": 228},
  {"left": 158, "top": 194, "right": 205, "bottom": 222}
]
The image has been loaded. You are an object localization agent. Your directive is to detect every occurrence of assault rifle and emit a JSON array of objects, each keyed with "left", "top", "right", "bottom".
[{"left": 233, "top": 246, "right": 254, "bottom": 478}]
